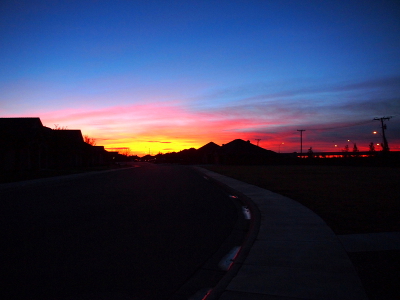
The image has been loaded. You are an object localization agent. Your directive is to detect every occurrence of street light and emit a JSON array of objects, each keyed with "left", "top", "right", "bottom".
[
  {"left": 372, "top": 131, "right": 384, "bottom": 150},
  {"left": 278, "top": 143, "right": 284, "bottom": 153},
  {"left": 374, "top": 116, "right": 392, "bottom": 151}
]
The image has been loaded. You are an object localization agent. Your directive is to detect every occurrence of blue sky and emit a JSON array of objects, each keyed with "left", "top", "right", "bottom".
[{"left": 1, "top": 0, "right": 399, "bottom": 155}]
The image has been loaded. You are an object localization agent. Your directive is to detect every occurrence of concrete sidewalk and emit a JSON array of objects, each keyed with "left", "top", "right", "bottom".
[{"left": 196, "top": 167, "right": 368, "bottom": 300}]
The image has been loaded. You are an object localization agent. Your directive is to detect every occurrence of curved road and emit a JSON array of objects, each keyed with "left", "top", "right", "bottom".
[{"left": 0, "top": 163, "right": 241, "bottom": 300}]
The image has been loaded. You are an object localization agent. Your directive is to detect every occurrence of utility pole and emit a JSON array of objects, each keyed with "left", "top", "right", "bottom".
[
  {"left": 297, "top": 130, "right": 305, "bottom": 154},
  {"left": 255, "top": 139, "right": 261, "bottom": 146},
  {"left": 374, "top": 116, "right": 392, "bottom": 151}
]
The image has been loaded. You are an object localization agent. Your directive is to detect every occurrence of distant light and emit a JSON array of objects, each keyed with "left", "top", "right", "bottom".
[
  {"left": 373, "top": 131, "right": 377, "bottom": 134},
  {"left": 347, "top": 139, "right": 350, "bottom": 142},
  {"left": 377, "top": 143, "right": 380, "bottom": 146},
  {"left": 334, "top": 145, "right": 337, "bottom": 147}
]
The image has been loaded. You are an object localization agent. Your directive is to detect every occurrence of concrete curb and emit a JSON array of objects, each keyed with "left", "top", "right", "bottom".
[{"left": 192, "top": 166, "right": 261, "bottom": 300}]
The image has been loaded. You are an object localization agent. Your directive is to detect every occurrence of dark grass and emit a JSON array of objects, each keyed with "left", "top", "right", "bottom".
[
  {"left": 348, "top": 250, "right": 400, "bottom": 300},
  {"left": 204, "top": 164, "right": 400, "bottom": 300},
  {"left": 204, "top": 165, "right": 400, "bottom": 234}
]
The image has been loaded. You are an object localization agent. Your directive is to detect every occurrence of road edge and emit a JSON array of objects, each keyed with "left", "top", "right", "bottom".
[{"left": 191, "top": 166, "right": 261, "bottom": 300}]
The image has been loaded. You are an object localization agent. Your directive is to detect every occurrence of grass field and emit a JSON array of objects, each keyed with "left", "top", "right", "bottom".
[{"left": 205, "top": 164, "right": 400, "bottom": 235}]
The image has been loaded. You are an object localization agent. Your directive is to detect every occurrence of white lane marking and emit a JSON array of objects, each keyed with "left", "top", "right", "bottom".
[
  {"left": 218, "top": 246, "right": 241, "bottom": 271},
  {"left": 242, "top": 206, "right": 251, "bottom": 220}
]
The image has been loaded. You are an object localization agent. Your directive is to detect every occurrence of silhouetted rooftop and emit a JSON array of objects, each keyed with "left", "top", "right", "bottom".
[
  {"left": 219, "top": 139, "right": 277, "bottom": 155},
  {"left": 51, "top": 130, "right": 84, "bottom": 145},
  {"left": 0, "top": 117, "right": 47, "bottom": 143},
  {"left": 197, "top": 141, "right": 221, "bottom": 153}
]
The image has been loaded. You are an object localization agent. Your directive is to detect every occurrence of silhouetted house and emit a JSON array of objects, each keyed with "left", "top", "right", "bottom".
[
  {"left": 157, "top": 152, "right": 178, "bottom": 163},
  {"left": 49, "top": 129, "right": 87, "bottom": 169},
  {"left": 106, "top": 151, "right": 121, "bottom": 162},
  {"left": 0, "top": 117, "right": 51, "bottom": 171},
  {"left": 216, "top": 139, "right": 279, "bottom": 164},
  {"left": 197, "top": 142, "right": 221, "bottom": 164},
  {"left": 1, "top": 117, "right": 114, "bottom": 172},
  {"left": 175, "top": 148, "right": 197, "bottom": 164},
  {"left": 87, "top": 145, "right": 109, "bottom": 166}
]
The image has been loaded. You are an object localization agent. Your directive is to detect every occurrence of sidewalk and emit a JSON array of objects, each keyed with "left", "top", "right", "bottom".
[{"left": 195, "top": 167, "right": 369, "bottom": 300}]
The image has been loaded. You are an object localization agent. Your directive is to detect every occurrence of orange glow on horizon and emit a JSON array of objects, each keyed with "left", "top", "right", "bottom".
[{"left": 6, "top": 102, "right": 399, "bottom": 157}]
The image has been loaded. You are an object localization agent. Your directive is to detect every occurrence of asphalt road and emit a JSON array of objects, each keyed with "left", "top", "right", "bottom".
[{"left": 0, "top": 163, "right": 241, "bottom": 300}]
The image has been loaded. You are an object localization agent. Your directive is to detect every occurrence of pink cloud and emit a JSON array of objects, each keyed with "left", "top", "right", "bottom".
[{"left": 5, "top": 93, "right": 399, "bottom": 154}]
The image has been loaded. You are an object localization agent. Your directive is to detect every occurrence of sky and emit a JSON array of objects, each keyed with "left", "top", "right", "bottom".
[{"left": 1, "top": 0, "right": 400, "bottom": 156}]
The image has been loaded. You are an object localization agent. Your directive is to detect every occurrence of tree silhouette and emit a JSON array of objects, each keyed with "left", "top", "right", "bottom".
[
  {"left": 352, "top": 143, "right": 359, "bottom": 157},
  {"left": 83, "top": 135, "right": 96, "bottom": 146},
  {"left": 119, "top": 148, "right": 131, "bottom": 156},
  {"left": 307, "top": 147, "right": 314, "bottom": 159},
  {"left": 369, "top": 142, "right": 375, "bottom": 152},
  {"left": 53, "top": 124, "right": 68, "bottom": 130}
]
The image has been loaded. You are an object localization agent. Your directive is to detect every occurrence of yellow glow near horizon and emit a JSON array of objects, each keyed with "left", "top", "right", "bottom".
[
  {"left": 14, "top": 102, "right": 399, "bottom": 156},
  {"left": 101, "top": 138, "right": 208, "bottom": 156}
]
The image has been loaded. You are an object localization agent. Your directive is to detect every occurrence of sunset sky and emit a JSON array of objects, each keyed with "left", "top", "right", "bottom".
[{"left": 1, "top": 0, "right": 400, "bottom": 156}]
